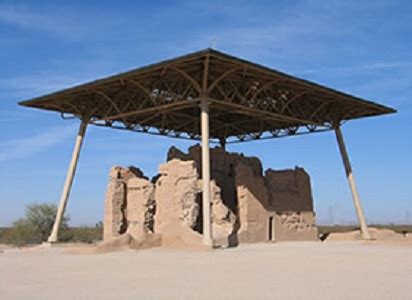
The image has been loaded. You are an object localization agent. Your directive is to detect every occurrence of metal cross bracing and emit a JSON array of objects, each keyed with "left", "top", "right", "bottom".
[
  {"left": 20, "top": 49, "right": 393, "bottom": 144},
  {"left": 19, "top": 48, "right": 395, "bottom": 244}
]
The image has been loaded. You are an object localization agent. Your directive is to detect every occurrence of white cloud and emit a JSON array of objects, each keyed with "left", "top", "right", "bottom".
[{"left": 0, "top": 124, "right": 77, "bottom": 162}]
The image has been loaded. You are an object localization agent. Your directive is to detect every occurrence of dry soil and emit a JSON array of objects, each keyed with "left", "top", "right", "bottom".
[{"left": 1, "top": 241, "right": 411, "bottom": 300}]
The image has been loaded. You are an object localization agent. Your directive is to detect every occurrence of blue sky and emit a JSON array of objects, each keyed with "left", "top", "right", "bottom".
[{"left": 0, "top": 0, "right": 411, "bottom": 226}]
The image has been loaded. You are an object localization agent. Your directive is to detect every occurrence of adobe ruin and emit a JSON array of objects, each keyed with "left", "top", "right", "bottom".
[
  {"left": 20, "top": 49, "right": 394, "bottom": 244},
  {"left": 103, "top": 145, "right": 317, "bottom": 248}
]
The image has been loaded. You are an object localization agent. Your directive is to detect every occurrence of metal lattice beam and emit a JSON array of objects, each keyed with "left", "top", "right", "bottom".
[{"left": 19, "top": 48, "right": 395, "bottom": 143}]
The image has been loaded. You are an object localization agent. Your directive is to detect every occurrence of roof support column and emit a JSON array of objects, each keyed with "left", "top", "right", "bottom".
[
  {"left": 48, "top": 119, "right": 88, "bottom": 243},
  {"left": 334, "top": 126, "right": 371, "bottom": 240},
  {"left": 200, "top": 98, "right": 213, "bottom": 247},
  {"left": 219, "top": 137, "right": 226, "bottom": 150}
]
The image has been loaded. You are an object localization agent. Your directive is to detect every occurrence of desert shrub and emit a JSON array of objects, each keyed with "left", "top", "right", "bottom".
[
  {"left": 0, "top": 228, "right": 9, "bottom": 243},
  {"left": 66, "top": 225, "right": 103, "bottom": 243},
  {"left": 9, "top": 203, "right": 70, "bottom": 245},
  {"left": 318, "top": 224, "right": 412, "bottom": 236}
]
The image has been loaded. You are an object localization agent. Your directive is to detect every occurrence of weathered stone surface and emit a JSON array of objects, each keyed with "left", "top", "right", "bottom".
[
  {"left": 103, "top": 166, "right": 152, "bottom": 241},
  {"left": 210, "top": 180, "right": 236, "bottom": 247},
  {"left": 126, "top": 177, "right": 155, "bottom": 239},
  {"left": 235, "top": 162, "right": 269, "bottom": 243},
  {"left": 103, "top": 167, "right": 127, "bottom": 241},
  {"left": 103, "top": 145, "right": 318, "bottom": 248},
  {"left": 265, "top": 167, "right": 318, "bottom": 241},
  {"left": 265, "top": 167, "right": 313, "bottom": 212},
  {"left": 167, "top": 145, "right": 262, "bottom": 214},
  {"left": 273, "top": 212, "right": 318, "bottom": 241},
  {"left": 155, "top": 159, "right": 200, "bottom": 233}
]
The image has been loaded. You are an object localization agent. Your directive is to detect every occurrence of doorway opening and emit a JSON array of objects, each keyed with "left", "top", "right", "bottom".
[{"left": 268, "top": 216, "right": 274, "bottom": 241}]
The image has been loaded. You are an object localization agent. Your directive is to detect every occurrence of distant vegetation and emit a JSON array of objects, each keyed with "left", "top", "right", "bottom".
[
  {"left": 318, "top": 224, "right": 412, "bottom": 235},
  {"left": 4, "top": 203, "right": 70, "bottom": 245},
  {"left": 0, "top": 203, "right": 102, "bottom": 246},
  {"left": 0, "top": 203, "right": 410, "bottom": 246}
]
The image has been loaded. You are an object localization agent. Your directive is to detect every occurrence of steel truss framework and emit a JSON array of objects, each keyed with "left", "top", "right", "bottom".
[
  {"left": 19, "top": 49, "right": 394, "bottom": 144},
  {"left": 19, "top": 48, "right": 396, "bottom": 243}
]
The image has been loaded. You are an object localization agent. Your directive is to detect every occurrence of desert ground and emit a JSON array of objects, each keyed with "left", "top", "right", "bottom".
[{"left": 1, "top": 241, "right": 411, "bottom": 300}]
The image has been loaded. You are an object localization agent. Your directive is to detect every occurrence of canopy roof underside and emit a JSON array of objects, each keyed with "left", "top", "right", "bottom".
[{"left": 19, "top": 49, "right": 395, "bottom": 143}]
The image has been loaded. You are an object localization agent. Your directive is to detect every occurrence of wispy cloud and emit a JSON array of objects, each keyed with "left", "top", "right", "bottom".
[
  {"left": 0, "top": 110, "right": 36, "bottom": 122},
  {"left": 0, "top": 74, "right": 86, "bottom": 98},
  {"left": 0, "top": 2, "right": 165, "bottom": 42},
  {"left": 0, "top": 62, "right": 119, "bottom": 99},
  {"left": 294, "top": 61, "right": 412, "bottom": 76},
  {"left": 0, "top": 4, "right": 80, "bottom": 39},
  {"left": 176, "top": 1, "right": 358, "bottom": 60},
  {"left": 0, "top": 3, "right": 115, "bottom": 40},
  {"left": 0, "top": 124, "right": 76, "bottom": 162}
]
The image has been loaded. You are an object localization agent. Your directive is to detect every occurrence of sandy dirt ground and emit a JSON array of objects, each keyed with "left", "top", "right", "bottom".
[{"left": 1, "top": 241, "right": 411, "bottom": 300}]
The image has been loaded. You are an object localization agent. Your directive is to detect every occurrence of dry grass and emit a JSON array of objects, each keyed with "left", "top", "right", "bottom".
[
  {"left": 2, "top": 225, "right": 411, "bottom": 245},
  {"left": 0, "top": 226, "right": 102, "bottom": 245}
]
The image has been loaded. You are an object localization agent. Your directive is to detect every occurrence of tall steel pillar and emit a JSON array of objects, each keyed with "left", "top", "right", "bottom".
[
  {"left": 335, "top": 126, "right": 371, "bottom": 240},
  {"left": 200, "top": 99, "right": 213, "bottom": 246},
  {"left": 48, "top": 119, "right": 88, "bottom": 242}
]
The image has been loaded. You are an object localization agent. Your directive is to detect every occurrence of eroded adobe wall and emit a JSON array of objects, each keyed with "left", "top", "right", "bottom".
[
  {"left": 103, "top": 145, "right": 318, "bottom": 246},
  {"left": 154, "top": 158, "right": 236, "bottom": 247},
  {"left": 265, "top": 168, "right": 318, "bottom": 241},
  {"left": 126, "top": 177, "right": 155, "bottom": 239},
  {"left": 210, "top": 180, "right": 236, "bottom": 247},
  {"left": 167, "top": 145, "right": 262, "bottom": 215},
  {"left": 273, "top": 211, "right": 317, "bottom": 241},
  {"left": 103, "top": 168, "right": 126, "bottom": 241},
  {"left": 235, "top": 162, "right": 269, "bottom": 244},
  {"left": 167, "top": 145, "right": 318, "bottom": 243},
  {"left": 103, "top": 166, "right": 154, "bottom": 241},
  {"left": 167, "top": 145, "right": 266, "bottom": 245},
  {"left": 154, "top": 159, "right": 200, "bottom": 235},
  {"left": 265, "top": 168, "right": 313, "bottom": 212}
]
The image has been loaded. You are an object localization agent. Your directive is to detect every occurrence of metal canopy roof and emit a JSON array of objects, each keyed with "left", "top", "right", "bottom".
[{"left": 19, "top": 48, "right": 395, "bottom": 143}]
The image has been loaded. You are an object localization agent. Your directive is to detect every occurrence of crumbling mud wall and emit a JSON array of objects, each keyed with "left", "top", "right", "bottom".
[
  {"left": 265, "top": 168, "right": 314, "bottom": 212},
  {"left": 235, "top": 162, "right": 269, "bottom": 244},
  {"left": 167, "top": 145, "right": 317, "bottom": 243},
  {"left": 210, "top": 180, "right": 236, "bottom": 247},
  {"left": 265, "top": 168, "right": 317, "bottom": 241},
  {"left": 103, "top": 145, "right": 318, "bottom": 248},
  {"left": 103, "top": 160, "right": 236, "bottom": 247},
  {"left": 126, "top": 177, "right": 155, "bottom": 239},
  {"left": 167, "top": 145, "right": 262, "bottom": 215},
  {"left": 273, "top": 211, "right": 317, "bottom": 241},
  {"left": 154, "top": 159, "right": 236, "bottom": 247},
  {"left": 154, "top": 159, "right": 201, "bottom": 242},
  {"left": 103, "top": 166, "right": 154, "bottom": 241}
]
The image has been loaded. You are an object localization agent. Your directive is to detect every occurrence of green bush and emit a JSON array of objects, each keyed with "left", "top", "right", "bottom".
[{"left": 9, "top": 203, "right": 70, "bottom": 246}]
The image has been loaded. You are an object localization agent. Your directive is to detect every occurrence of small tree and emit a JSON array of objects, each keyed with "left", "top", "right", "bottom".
[{"left": 11, "top": 203, "right": 70, "bottom": 245}]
